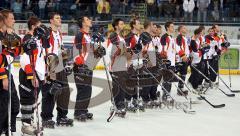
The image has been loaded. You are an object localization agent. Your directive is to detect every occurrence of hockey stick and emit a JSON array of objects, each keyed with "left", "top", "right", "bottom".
[
  {"left": 168, "top": 69, "right": 224, "bottom": 108},
  {"left": 95, "top": 40, "right": 117, "bottom": 122},
  {"left": 208, "top": 64, "right": 240, "bottom": 93},
  {"left": 30, "top": 52, "right": 43, "bottom": 135},
  {"left": 143, "top": 66, "right": 196, "bottom": 114},
  {"left": 7, "top": 56, "right": 13, "bottom": 136},
  {"left": 189, "top": 65, "right": 225, "bottom": 108},
  {"left": 191, "top": 64, "right": 235, "bottom": 97},
  {"left": 167, "top": 70, "right": 200, "bottom": 104},
  {"left": 103, "top": 56, "right": 118, "bottom": 122},
  {"left": 226, "top": 53, "right": 240, "bottom": 92}
]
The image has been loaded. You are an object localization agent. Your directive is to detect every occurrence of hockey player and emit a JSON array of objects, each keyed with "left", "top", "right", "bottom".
[
  {"left": 202, "top": 27, "right": 215, "bottom": 88},
  {"left": 124, "top": 17, "right": 143, "bottom": 112},
  {"left": 41, "top": 12, "right": 73, "bottom": 128},
  {"left": 139, "top": 20, "right": 158, "bottom": 108},
  {"left": 159, "top": 21, "right": 176, "bottom": 102},
  {"left": 108, "top": 18, "right": 130, "bottom": 117},
  {"left": 73, "top": 16, "right": 105, "bottom": 121},
  {"left": 147, "top": 24, "right": 162, "bottom": 108},
  {"left": 188, "top": 28, "right": 206, "bottom": 93},
  {"left": 19, "top": 16, "right": 48, "bottom": 135},
  {"left": 209, "top": 24, "right": 228, "bottom": 85},
  {"left": 175, "top": 25, "right": 190, "bottom": 96},
  {"left": 0, "top": 9, "right": 20, "bottom": 135}
]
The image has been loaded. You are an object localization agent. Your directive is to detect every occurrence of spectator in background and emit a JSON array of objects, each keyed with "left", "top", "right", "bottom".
[
  {"left": 120, "top": 0, "right": 128, "bottom": 14},
  {"left": 146, "top": 0, "right": 156, "bottom": 18},
  {"left": 175, "top": 0, "right": 183, "bottom": 20},
  {"left": 164, "top": 0, "right": 176, "bottom": 19},
  {"left": 46, "top": 0, "right": 56, "bottom": 16},
  {"left": 211, "top": 0, "right": 220, "bottom": 21},
  {"left": 157, "top": 0, "right": 163, "bottom": 18},
  {"left": 97, "top": 0, "right": 110, "bottom": 20},
  {"left": 0, "top": 0, "right": 8, "bottom": 9},
  {"left": 12, "top": 0, "right": 22, "bottom": 20},
  {"left": 183, "top": 0, "right": 195, "bottom": 22},
  {"left": 75, "top": 0, "right": 97, "bottom": 19},
  {"left": 110, "top": 0, "right": 120, "bottom": 14},
  {"left": 38, "top": 0, "right": 47, "bottom": 19},
  {"left": 197, "top": 0, "right": 210, "bottom": 22}
]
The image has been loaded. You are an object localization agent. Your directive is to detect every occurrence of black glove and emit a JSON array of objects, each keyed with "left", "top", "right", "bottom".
[
  {"left": 221, "top": 42, "right": 230, "bottom": 48},
  {"left": 92, "top": 32, "right": 105, "bottom": 43},
  {"left": 175, "top": 62, "right": 183, "bottom": 72},
  {"left": 132, "top": 43, "right": 142, "bottom": 54},
  {"left": 161, "top": 59, "right": 171, "bottom": 68},
  {"left": 22, "top": 38, "right": 37, "bottom": 55},
  {"left": 109, "top": 32, "right": 119, "bottom": 45},
  {"left": 215, "top": 45, "right": 221, "bottom": 55},
  {"left": 169, "top": 66, "right": 176, "bottom": 73},
  {"left": 140, "top": 32, "right": 152, "bottom": 45},
  {"left": 64, "top": 61, "right": 73, "bottom": 76},
  {"left": 94, "top": 46, "right": 106, "bottom": 58},
  {"left": 201, "top": 45, "right": 210, "bottom": 54},
  {"left": 33, "top": 24, "right": 50, "bottom": 40},
  {"left": 46, "top": 79, "right": 63, "bottom": 95}
]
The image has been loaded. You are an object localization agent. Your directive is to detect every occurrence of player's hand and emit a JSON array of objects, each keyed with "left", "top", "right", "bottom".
[
  {"left": 182, "top": 56, "right": 188, "bottom": 62},
  {"left": 32, "top": 79, "right": 39, "bottom": 88},
  {"left": 2, "top": 78, "right": 8, "bottom": 91}
]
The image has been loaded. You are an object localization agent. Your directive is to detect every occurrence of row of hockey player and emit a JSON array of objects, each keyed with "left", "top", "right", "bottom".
[
  {"left": 0, "top": 9, "right": 229, "bottom": 135},
  {"left": 106, "top": 18, "right": 229, "bottom": 115}
]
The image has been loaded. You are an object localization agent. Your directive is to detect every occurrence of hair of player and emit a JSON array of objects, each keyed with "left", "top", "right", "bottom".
[
  {"left": 194, "top": 28, "right": 202, "bottom": 35},
  {"left": 178, "top": 25, "right": 184, "bottom": 32},
  {"left": 208, "top": 27, "right": 213, "bottom": 32},
  {"left": 143, "top": 20, "right": 151, "bottom": 29},
  {"left": 129, "top": 17, "right": 139, "bottom": 30},
  {"left": 77, "top": 16, "right": 89, "bottom": 28},
  {"left": 0, "top": 9, "right": 13, "bottom": 20},
  {"left": 27, "top": 16, "right": 41, "bottom": 30},
  {"left": 0, "top": 13, "right": 3, "bottom": 22},
  {"left": 112, "top": 18, "right": 124, "bottom": 30},
  {"left": 164, "top": 21, "right": 173, "bottom": 31},
  {"left": 198, "top": 25, "right": 205, "bottom": 31},
  {"left": 49, "top": 12, "right": 60, "bottom": 20},
  {"left": 156, "top": 24, "right": 161, "bottom": 29},
  {"left": 212, "top": 24, "right": 219, "bottom": 29}
]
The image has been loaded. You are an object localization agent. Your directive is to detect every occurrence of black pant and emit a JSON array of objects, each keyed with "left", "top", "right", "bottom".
[
  {"left": 125, "top": 88, "right": 137, "bottom": 101},
  {"left": 189, "top": 62, "right": 205, "bottom": 89},
  {"left": 41, "top": 70, "right": 70, "bottom": 121},
  {"left": 19, "top": 68, "right": 42, "bottom": 124},
  {"left": 73, "top": 65, "right": 93, "bottom": 116},
  {"left": 177, "top": 62, "right": 188, "bottom": 89},
  {"left": 140, "top": 66, "right": 158, "bottom": 102},
  {"left": 209, "top": 56, "right": 219, "bottom": 82},
  {"left": 141, "top": 85, "right": 158, "bottom": 102},
  {"left": 0, "top": 76, "right": 20, "bottom": 133},
  {"left": 203, "top": 59, "right": 211, "bottom": 83},
  {"left": 110, "top": 71, "right": 128, "bottom": 110}
]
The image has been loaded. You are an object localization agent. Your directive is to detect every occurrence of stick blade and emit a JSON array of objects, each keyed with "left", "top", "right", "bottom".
[
  {"left": 183, "top": 109, "right": 196, "bottom": 115},
  {"left": 231, "top": 90, "right": 240, "bottom": 93},
  {"left": 227, "top": 94, "right": 235, "bottom": 97},
  {"left": 107, "top": 110, "right": 116, "bottom": 122},
  {"left": 213, "top": 104, "right": 225, "bottom": 108}
]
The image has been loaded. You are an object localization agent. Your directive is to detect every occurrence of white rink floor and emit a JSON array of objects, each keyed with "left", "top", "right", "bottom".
[{"left": 8, "top": 67, "right": 240, "bottom": 136}]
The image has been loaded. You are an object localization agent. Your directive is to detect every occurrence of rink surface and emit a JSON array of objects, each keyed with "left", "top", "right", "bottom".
[{"left": 9, "top": 66, "right": 240, "bottom": 136}]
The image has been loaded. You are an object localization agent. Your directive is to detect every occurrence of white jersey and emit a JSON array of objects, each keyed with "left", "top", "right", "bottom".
[
  {"left": 46, "top": 29, "right": 64, "bottom": 73},
  {"left": 20, "top": 37, "right": 46, "bottom": 81},
  {"left": 73, "top": 30, "right": 101, "bottom": 70},
  {"left": 108, "top": 33, "right": 128, "bottom": 72},
  {"left": 175, "top": 34, "right": 190, "bottom": 62},
  {"left": 190, "top": 38, "right": 202, "bottom": 64},
  {"left": 159, "top": 34, "right": 176, "bottom": 66}
]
